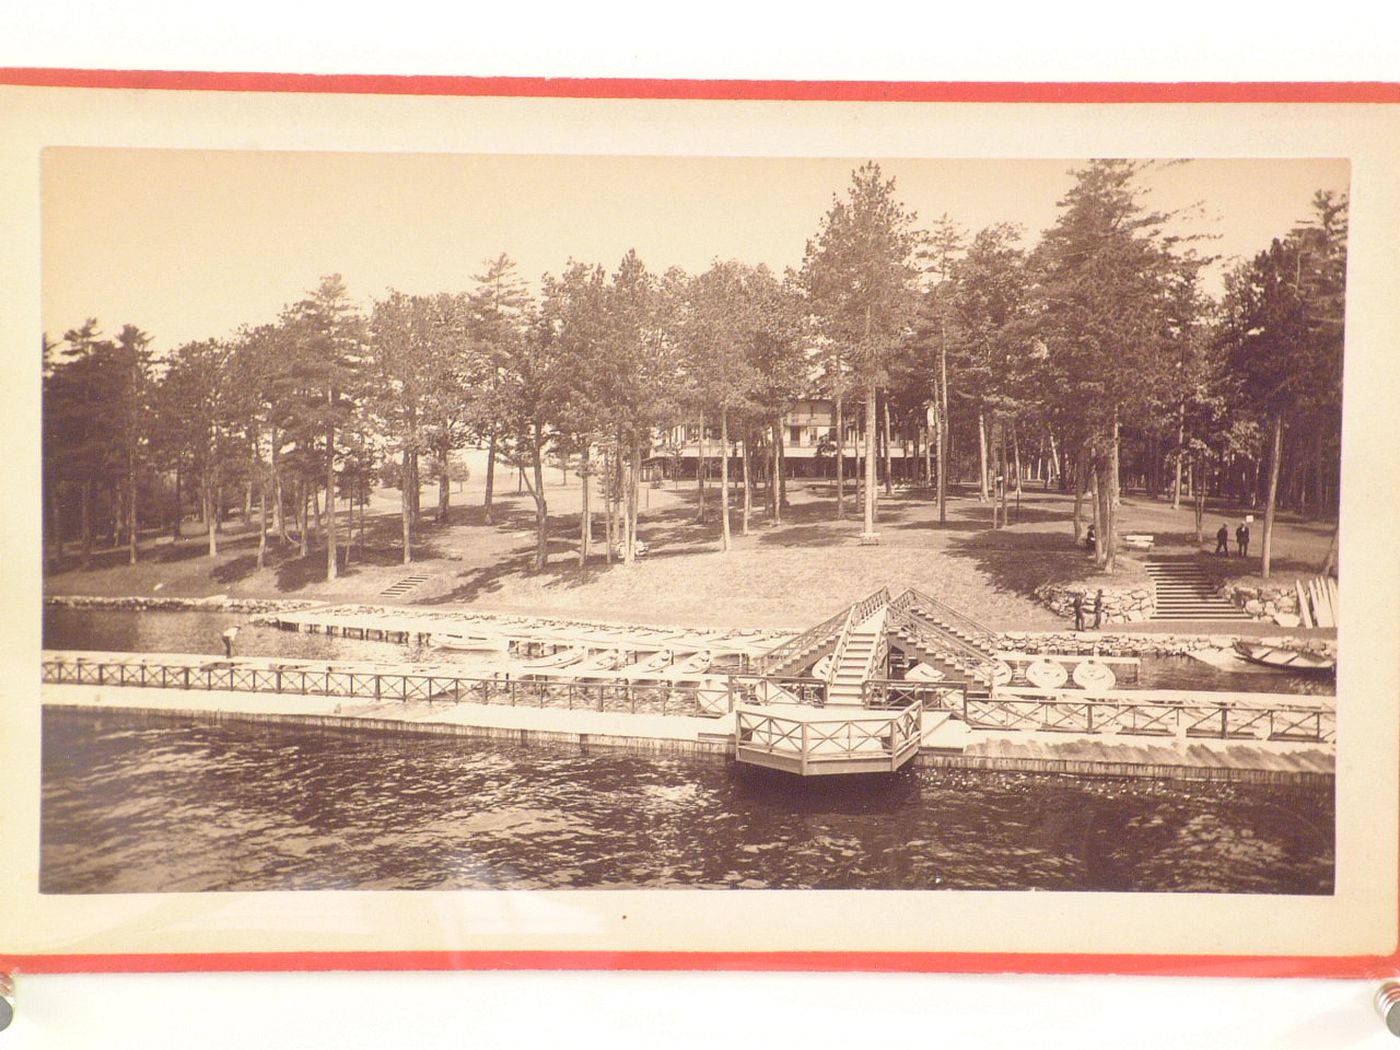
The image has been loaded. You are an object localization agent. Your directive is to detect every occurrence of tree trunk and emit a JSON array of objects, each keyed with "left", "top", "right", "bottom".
[
  {"left": 770, "top": 421, "right": 782, "bottom": 524},
  {"left": 1261, "top": 411, "right": 1283, "bottom": 579},
  {"left": 719, "top": 407, "right": 731, "bottom": 551},
  {"left": 271, "top": 444, "right": 287, "bottom": 544},
  {"left": 127, "top": 447, "right": 138, "bottom": 565},
  {"left": 939, "top": 309, "right": 950, "bottom": 522},
  {"left": 696, "top": 412, "right": 708, "bottom": 524},
  {"left": 1111, "top": 417, "right": 1122, "bottom": 507},
  {"left": 778, "top": 428, "right": 788, "bottom": 510},
  {"left": 325, "top": 418, "right": 337, "bottom": 582},
  {"left": 531, "top": 426, "right": 549, "bottom": 571},
  {"left": 1312, "top": 428, "right": 1325, "bottom": 520},
  {"left": 629, "top": 444, "right": 641, "bottom": 563},
  {"left": 436, "top": 452, "right": 450, "bottom": 524},
  {"left": 1171, "top": 405, "right": 1185, "bottom": 510},
  {"left": 206, "top": 478, "right": 218, "bottom": 558},
  {"left": 579, "top": 447, "right": 592, "bottom": 569},
  {"left": 1321, "top": 524, "right": 1338, "bottom": 577},
  {"left": 603, "top": 450, "right": 614, "bottom": 565},
  {"left": 977, "top": 412, "right": 990, "bottom": 501},
  {"left": 172, "top": 468, "right": 183, "bottom": 541},
  {"left": 1194, "top": 454, "right": 1206, "bottom": 543},
  {"left": 741, "top": 431, "right": 752, "bottom": 535},
  {"left": 881, "top": 396, "right": 894, "bottom": 497},
  {"left": 834, "top": 392, "right": 845, "bottom": 519},
  {"left": 257, "top": 481, "right": 268, "bottom": 570},
  {"left": 1011, "top": 420, "right": 1023, "bottom": 497},
  {"left": 1071, "top": 455, "right": 1086, "bottom": 543},
  {"left": 297, "top": 479, "right": 309, "bottom": 557},
  {"left": 1049, "top": 433, "right": 1063, "bottom": 492},
  {"left": 80, "top": 479, "right": 93, "bottom": 570},
  {"left": 862, "top": 382, "right": 878, "bottom": 540},
  {"left": 400, "top": 452, "right": 413, "bottom": 564},
  {"left": 484, "top": 432, "right": 497, "bottom": 524},
  {"left": 999, "top": 428, "right": 1010, "bottom": 527}
]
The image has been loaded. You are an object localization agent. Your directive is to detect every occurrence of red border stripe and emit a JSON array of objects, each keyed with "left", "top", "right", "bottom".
[
  {"left": 0, "top": 69, "right": 1398, "bottom": 103},
  {"left": 3, "top": 947, "right": 1398, "bottom": 978}
]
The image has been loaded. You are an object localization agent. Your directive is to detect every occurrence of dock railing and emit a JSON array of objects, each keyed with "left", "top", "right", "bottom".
[
  {"left": 861, "top": 678, "right": 967, "bottom": 711},
  {"left": 42, "top": 656, "right": 719, "bottom": 719},
  {"left": 726, "top": 674, "right": 827, "bottom": 708},
  {"left": 735, "top": 701, "right": 922, "bottom": 774},
  {"left": 966, "top": 688, "right": 1335, "bottom": 744}
]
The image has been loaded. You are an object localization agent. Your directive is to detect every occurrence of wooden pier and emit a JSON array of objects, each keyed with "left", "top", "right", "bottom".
[{"left": 734, "top": 702, "right": 923, "bottom": 775}]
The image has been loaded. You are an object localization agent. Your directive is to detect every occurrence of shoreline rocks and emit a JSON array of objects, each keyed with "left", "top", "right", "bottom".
[{"left": 45, "top": 595, "right": 324, "bottom": 615}]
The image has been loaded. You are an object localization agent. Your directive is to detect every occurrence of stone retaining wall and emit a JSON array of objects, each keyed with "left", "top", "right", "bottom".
[
  {"left": 1033, "top": 582, "right": 1154, "bottom": 625},
  {"left": 1216, "top": 581, "right": 1301, "bottom": 622},
  {"left": 999, "top": 630, "right": 1225, "bottom": 657}
]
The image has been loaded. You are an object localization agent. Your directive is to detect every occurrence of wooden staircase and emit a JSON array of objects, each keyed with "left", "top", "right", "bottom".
[{"left": 826, "top": 608, "right": 889, "bottom": 706}]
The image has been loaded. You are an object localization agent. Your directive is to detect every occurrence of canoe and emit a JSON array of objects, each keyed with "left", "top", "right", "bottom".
[
  {"left": 1233, "top": 642, "right": 1335, "bottom": 675},
  {"left": 991, "top": 660, "right": 1013, "bottom": 687},
  {"left": 432, "top": 632, "right": 506, "bottom": 653},
  {"left": 1072, "top": 659, "right": 1116, "bottom": 692},
  {"left": 1025, "top": 658, "right": 1069, "bottom": 689}
]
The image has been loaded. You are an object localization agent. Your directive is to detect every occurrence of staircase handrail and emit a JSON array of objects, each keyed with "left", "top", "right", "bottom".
[
  {"left": 758, "top": 589, "right": 886, "bottom": 675},
  {"left": 820, "top": 588, "right": 891, "bottom": 684},
  {"left": 895, "top": 588, "right": 1000, "bottom": 654},
  {"left": 887, "top": 604, "right": 1000, "bottom": 686}
]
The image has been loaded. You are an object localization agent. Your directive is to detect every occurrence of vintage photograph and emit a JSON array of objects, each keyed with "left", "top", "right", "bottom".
[{"left": 39, "top": 148, "right": 1344, "bottom": 897}]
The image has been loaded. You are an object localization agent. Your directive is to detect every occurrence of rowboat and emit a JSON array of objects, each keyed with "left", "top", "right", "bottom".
[
  {"left": 1071, "top": 659, "right": 1116, "bottom": 692},
  {"left": 431, "top": 631, "right": 507, "bottom": 653},
  {"left": 1232, "top": 642, "right": 1335, "bottom": 676},
  {"left": 1025, "top": 658, "right": 1069, "bottom": 689}
]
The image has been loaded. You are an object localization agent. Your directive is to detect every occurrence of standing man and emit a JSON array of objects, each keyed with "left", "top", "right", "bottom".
[
  {"left": 1093, "top": 589, "right": 1105, "bottom": 630},
  {"left": 221, "top": 625, "right": 240, "bottom": 659},
  {"left": 1238, "top": 521, "right": 1251, "bottom": 559},
  {"left": 1215, "top": 523, "right": 1230, "bottom": 556},
  {"left": 1072, "top": 592, "right": 1085, "bottom": 632}
]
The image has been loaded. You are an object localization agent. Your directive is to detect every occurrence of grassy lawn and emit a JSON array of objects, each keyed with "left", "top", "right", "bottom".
[{"left": 45, "top": 473, "right": 1338, "bottom": 630}]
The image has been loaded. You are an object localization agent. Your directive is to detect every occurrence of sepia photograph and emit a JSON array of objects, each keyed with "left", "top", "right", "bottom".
[{"left": 38, "top": 147, "right": 1345, "bottom": 898}]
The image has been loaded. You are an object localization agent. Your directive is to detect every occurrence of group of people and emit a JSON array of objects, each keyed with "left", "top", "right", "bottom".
[
  {"left": 1215, "top": 521, "right": 1251, "bottom": 558},
  {"left": 1072, "top": 589, "right": 1104, "bottom": 632}
]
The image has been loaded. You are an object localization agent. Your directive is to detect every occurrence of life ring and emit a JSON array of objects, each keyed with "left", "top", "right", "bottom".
[
  {"left": 1025, "top": 658, "right": 1069, "bottom": 689},
  {"left": 1072, "top": 659, "right": 1116, "bottom": 692}
]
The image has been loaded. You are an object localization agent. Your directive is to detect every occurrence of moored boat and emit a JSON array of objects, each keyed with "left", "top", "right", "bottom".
[{"left": 1233, "top": 641, "right": 1336, "bottom": 676}]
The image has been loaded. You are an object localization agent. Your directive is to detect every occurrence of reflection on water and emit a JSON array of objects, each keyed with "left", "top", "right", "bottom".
[{"left": 42, "top": 710, "right": 1334, "bottom": 895}]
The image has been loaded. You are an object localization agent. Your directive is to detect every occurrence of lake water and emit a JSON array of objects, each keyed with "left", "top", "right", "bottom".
[{"left": 42, "top": 709, "right": 1333, "bottom": 894}]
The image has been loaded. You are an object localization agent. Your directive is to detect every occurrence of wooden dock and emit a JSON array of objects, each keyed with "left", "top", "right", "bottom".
[{"left": 734, "top": 702, "right": 923, "bottom": 775}]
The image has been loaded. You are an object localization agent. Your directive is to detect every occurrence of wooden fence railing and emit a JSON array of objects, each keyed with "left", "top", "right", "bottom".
[
  {"left": 735, "top": 701, "right": 922, "bottom": 773},
  {"left": 42, "top": 658, "right": 718, "bottom": 718},
  {"left": 963, "top": 691, "right": 1335, "bottom": 743}
]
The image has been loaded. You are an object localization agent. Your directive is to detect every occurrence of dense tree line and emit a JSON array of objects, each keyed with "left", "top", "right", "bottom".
[{"left": 42, "top": 161, "right": 1346, "bottom": 581}]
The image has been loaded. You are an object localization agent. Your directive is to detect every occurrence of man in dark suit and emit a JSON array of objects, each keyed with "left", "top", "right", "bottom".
[
  {"left": 1215, "top": 523, "right": 1229, "bottom": 556},
  {"left": 1237, "top": 522, "right": 1251, "bottom": 558}
]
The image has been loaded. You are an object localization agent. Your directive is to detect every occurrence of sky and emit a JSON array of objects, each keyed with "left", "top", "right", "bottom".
[{"left": 42, "top": 150, "right": 1349, "bottom": 355}]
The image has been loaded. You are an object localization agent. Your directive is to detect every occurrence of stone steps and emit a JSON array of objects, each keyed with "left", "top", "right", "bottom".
[{"left": 1144, "top": 560, "right": 1250, "bottom": 621}]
